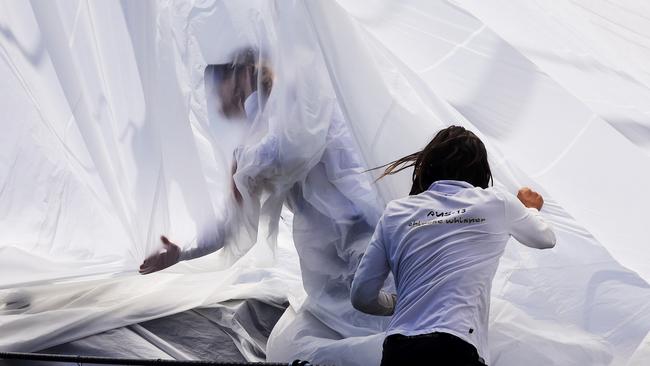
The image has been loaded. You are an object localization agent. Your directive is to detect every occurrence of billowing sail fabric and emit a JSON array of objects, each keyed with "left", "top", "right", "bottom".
[{"left": 0, "top": 1, "right": 649, "bottom": 365}]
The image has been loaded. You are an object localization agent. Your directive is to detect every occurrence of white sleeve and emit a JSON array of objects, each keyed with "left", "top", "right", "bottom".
[
  {"left": 178, "top": 218, "right": 229, "bottom": 261},
  {"left": 503, "top": 191, "right": 557, "bottom": 249},
  {"left": 350, "top": 216, "right": 396, "bottom": 316}
]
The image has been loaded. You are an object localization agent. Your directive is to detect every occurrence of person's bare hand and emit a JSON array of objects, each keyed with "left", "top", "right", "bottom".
[
  {"left": 139, "top": 236, "right": 181, "bottom": 275},
  {"left": 517, "top": 187, "right": 544, "bottom": 210}
]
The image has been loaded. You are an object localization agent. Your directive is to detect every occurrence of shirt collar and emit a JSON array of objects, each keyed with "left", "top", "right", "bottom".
[{"left": 427, "top": 180, "right": 474, "bottom": 194}]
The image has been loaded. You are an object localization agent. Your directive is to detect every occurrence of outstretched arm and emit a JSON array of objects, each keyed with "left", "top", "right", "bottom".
[
  {"left": 140, "top": 161, "right": 237, "bottom": 274},
  {"left": 139, "top": 221, "right": 229, "bottom": 275}
]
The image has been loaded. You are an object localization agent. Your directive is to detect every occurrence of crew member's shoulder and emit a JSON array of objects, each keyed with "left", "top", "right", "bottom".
[
  {"left": 482, "top": 186, "right": 519, "bottom": 206},
  {"left": 484, "top": 185, "right": 508, "bottom": 197},
  {"left": 382, "top": 196, "right": 412, "bottom": 214}
]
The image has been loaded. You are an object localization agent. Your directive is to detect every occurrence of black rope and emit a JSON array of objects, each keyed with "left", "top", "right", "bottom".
[{"left": 0, "top": 352, "right": 314, "bottom": 366}]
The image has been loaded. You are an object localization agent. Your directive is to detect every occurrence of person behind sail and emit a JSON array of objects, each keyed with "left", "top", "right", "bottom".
[{"left": 139, "top": 47, "right": 389, "bottom": 340}]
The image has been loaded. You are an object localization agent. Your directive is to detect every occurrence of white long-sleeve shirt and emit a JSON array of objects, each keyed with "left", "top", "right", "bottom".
[{"left": 350, "top": 180, "right": 556, "bottom": 363}]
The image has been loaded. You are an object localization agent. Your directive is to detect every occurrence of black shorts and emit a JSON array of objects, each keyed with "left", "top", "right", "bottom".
[{"left": 381, "top": 332, "right": 486, "bottom": 366}]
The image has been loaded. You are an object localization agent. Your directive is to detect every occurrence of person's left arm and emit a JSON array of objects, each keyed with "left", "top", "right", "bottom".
[{"left": 350, "top": 216, "right": 396, "bottom": 316}]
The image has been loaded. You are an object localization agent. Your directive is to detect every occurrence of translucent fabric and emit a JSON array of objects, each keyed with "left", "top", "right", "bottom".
[
  {"left": 0, "top": 1, "right": 649, "bottom": 365},
  {"left": 0, "top": 1, "right": 306, "bottom": 357}
]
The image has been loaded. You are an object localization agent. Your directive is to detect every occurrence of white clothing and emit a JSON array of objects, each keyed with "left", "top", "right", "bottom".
[
  {"left": 181, "top": 91, "right": 380, "bottom": 261},
  {"left": 180, "top": 91, "right": 387, "bottom": 336},
  {"left": 351, "top": 180, "right": 556, "bottom": 363}
]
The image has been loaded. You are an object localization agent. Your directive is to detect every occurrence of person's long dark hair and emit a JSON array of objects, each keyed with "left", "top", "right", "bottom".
[{"left": 376, "top": 125, "right": 492, "bottom": 195}]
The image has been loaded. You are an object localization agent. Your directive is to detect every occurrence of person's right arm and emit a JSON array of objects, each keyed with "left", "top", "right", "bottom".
[
  {"left": 350, "top": 216, "right": 396, "bottom": 316},
  {"left": 505, "top": 187, "right": 556, "bottom": 249},
  {"left": 139, "top": 222, "right": 228, "bottom": 275},
  {"left": 140, "top": 157, "right": 241, "bottom": 275}
]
